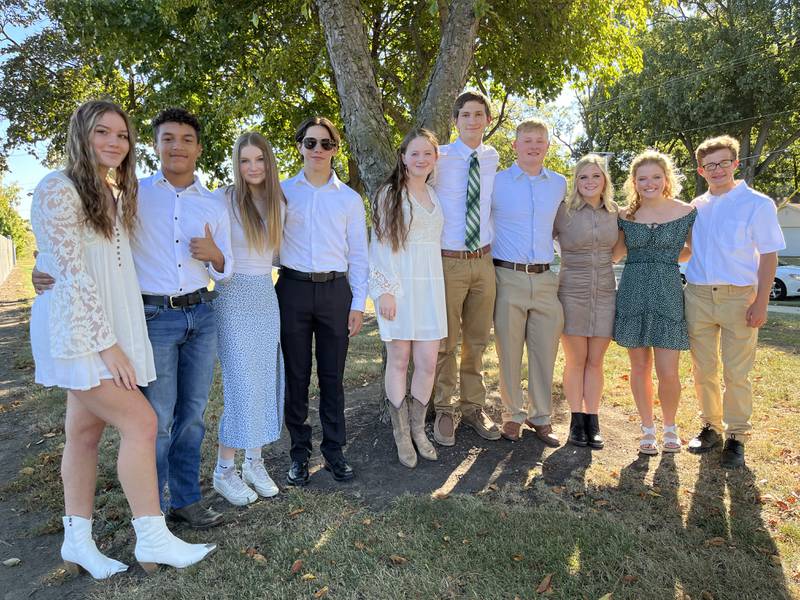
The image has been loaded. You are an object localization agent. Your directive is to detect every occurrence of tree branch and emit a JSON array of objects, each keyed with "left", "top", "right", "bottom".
[
  {"left": 415, "top": 0, "right": 481, "bottom": 143},
  {"left": 483, "top": 91, "right": 510, "bottom": 140}
]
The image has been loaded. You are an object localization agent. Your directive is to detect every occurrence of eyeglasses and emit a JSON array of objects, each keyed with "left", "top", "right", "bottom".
[
  {"left": 302, "top": 137, "right": 337, "bottom": 151},
  {"left": 701, "top": 159, "right": 735, "bottom": 172}
]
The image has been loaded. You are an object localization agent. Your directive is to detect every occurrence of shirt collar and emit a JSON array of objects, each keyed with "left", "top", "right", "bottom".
[
  {"left": 154, "top": 169, "right": 205, "bottom": 193},
  {"left": 511, "top": 162, "right": 551, "bottom": 181},
  {"left": 295, "top": 169, "right": 342, "bottom": 190},
  {"left": 576, "top": 196, "right": 606, "bottom": 211},
  {"left": 453, "top": 137, "right": 485, "bottom": 161}
]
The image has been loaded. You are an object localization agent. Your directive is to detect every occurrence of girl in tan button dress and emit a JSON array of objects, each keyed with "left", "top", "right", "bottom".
[{"left": 553, "top": 154, "right": 618, "bottom": 449}]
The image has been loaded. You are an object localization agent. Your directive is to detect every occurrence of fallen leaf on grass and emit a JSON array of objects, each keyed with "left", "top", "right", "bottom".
[
  {"left": 621, "top": 575, "right": 638, "bottom": 584},
  {"left": 290, "top": 559, "right": 304, "bottom": 574},
  {"left": 551, "top": 486, "right": 565, "bottom": 494},
  {"left": 432, "top": 520, "right": 442, "bottom": 529},
  {"left": 701, "top": 592, "right": 714, "bottom": 600},
  {"left": 18, "top": 467, "right": 34, "bottom": 476},
  {"left": 512, "top": 554, "right": 524, "bottom": 562},
  {"left": 776, "top": 501, "right": 790, "bottom": 511},
  {"left": 362, "top": 518, "right": 372, "bottom": 526},
  {"left": 704, "top": 537, "right": 726, "bottom": 547},
  {"left": 314, "top": 586, "right": 329, "bottom": 598},
  {"left": 598, "top": 594, "right": 613, "bottom": 600},
  {"left": 43, "top": 432, "right": 56, "bottom": 438},
  {"left": 354, "top": 541, "right": 366, "bottom": 550},
  {"left": 288, "top": 508, "right": 305, "bottom": 518},
  {"left": 3, "top": 558, "right": 21, "bottom": 567},
  {"left": 397, "top": 531, "right": 405, "bottom": 539},
  {"left": 769, "top": 555, "right": 782, "bottom": 566},
  {"left": 301, "top": 573, "right": 316, "bottom": 581},
  {"left": 594, "top": 499, "right": 610, "bottom": 507},
  {"left": 389, "top": 554, "right": 408, "bottom": 565},
  {"left": 610, "top": 471, "right": 620, "bottom": 479},
  {"left": 536, "top": 573, "right": 553, "bottom": 594}
]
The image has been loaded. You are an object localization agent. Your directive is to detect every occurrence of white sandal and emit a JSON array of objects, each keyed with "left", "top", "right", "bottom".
[
  {"left": 639, "top": 425, "right": 659, "bottom": 455},
  {"left": 662, "top": 424, "right": 682, "bottom": 453}
]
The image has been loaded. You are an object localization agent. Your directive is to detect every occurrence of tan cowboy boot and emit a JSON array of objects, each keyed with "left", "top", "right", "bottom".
[
  {"left": 408, "top": 395, "right": 438, "bottom": 461},
  {"left": 387, "top": 397, "right": 417, "bottom": 468}
]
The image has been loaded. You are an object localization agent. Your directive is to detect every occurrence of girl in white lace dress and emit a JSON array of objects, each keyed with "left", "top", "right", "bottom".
[
  {"left": 369, "top": 129, "right": 445, "bottom": 468},
  {"left": 29, "top": 100, "right": 214, "bottom": 579}
]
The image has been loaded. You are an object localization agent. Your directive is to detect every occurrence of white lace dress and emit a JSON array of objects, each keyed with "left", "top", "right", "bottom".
[
  {"left": 369, "top": 185, "right": 447, "bottom": 341},
  {"left": 29, "top": 171, "right": 156, "bottom": 390}
]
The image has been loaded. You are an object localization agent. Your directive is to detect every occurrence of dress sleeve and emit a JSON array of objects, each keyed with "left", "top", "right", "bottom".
[
  {"left": 33, "top": 174, "right": 117, "bottom": 359},
  {"left": 368, "top": 190, "right": 403, "bottom": 300}
]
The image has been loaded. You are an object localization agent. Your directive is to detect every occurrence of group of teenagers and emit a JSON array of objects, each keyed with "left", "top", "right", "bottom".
[{"left": 27, "top": 90, "right": 784, "bottom": 580}]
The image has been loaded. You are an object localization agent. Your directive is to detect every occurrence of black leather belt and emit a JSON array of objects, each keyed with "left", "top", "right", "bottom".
[
  {"left": 280, "top": 267, "right": 347, "bottom": 282},
  {"left": 142, "top": 287, "right": 218, "bottom": 308},
  {"left": 493, "top": 259, "right": 550, "bottom": 274}
]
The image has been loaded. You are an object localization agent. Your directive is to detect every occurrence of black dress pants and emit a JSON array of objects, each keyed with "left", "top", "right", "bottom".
[{"left": 275, "top": 275, "right": 352, "bottom": 463}]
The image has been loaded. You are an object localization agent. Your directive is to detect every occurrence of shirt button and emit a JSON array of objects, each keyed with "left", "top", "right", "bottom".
[
  {"left": 176, "top": 240, "right": 179, "bottom": 243},
  {"left": 174, "top": 217, "right": 178, "bottom": 221},
  {"left": 178, "top": 264, "right": 182, "bottom": 267}
]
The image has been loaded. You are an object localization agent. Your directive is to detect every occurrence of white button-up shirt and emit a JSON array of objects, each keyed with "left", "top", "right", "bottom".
[
  {"left": 134, "top": 171, "right": 233, "bottom": 296},
  {"left": 279, "top": 170, "right": 369, "bottom": 312},
  {"left": 434, "top": 137, "right": 499, "bottom": 250},
  {"left": 491, "top": 163, "right": 566, "bottom": 263},
  {"left": 686, "top": 181, "right": 785, "bottom": 286}
]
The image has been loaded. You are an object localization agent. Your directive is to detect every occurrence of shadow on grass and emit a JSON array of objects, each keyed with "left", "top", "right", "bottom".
[{"left": 759, "top": 314, "right": 800, "bottom": 354}]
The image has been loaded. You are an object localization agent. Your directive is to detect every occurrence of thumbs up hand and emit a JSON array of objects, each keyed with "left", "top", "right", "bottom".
[{"left": 190, "top": 222, "right": 225, "bottom": 272}]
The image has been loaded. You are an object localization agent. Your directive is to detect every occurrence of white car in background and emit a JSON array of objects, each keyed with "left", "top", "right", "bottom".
[{"left": 678, "top": 262, "right": 800, "bottom": 300}]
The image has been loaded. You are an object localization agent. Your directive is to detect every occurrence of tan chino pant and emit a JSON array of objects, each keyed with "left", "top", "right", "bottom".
[
  {"left": 493, "top": 267, "right": 563, "bottom": 426},
  {"left": 684, "top": 283, "right": 758, "bottom": 438},
  {"left": 434, "top": 253, "right": 496, "bottom": 416}
]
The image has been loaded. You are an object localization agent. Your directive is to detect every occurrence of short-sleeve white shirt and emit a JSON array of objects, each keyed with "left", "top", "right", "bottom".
[{"left": 686, "top": 181, "right": 785, "bottom": 286}]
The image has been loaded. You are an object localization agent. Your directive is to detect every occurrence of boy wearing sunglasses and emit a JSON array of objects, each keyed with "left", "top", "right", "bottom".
[
  {"left": 277, "top": 116, "right": 369, "bottom": 485},
  {"left": 684, "top": 134, "right": 784, "bottom": 468}
]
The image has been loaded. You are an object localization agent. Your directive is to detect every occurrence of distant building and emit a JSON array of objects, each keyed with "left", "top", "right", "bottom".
[{"left": 778, "top": 204, "right": 800, "bottom": 257}]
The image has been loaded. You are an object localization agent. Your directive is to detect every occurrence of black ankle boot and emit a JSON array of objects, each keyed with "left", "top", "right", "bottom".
[
  {"left": 568, "top": 412, "right": 588, "bottom": 447},
  {"left": 584, "top": 413, "right": 604, "bottom": 449}
]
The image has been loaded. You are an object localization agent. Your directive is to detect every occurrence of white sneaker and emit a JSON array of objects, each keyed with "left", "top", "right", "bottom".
[
  {"left": 213, "top": 469, "right": 257, "bottom": 506},
  {"left": 242, "top": 459, "right": 279, "bottom": 498}
]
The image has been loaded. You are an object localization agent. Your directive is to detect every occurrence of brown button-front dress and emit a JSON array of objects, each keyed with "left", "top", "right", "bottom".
[{"left": 553, "top": 200, "right": 619, "bottom": 338}]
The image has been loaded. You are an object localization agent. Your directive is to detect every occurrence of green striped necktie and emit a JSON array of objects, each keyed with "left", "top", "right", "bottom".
[{"left": 465, "top": 151, "right": 480, "bottom": 251}]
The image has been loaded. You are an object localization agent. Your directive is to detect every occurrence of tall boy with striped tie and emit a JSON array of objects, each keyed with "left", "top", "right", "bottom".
[{"left": 431, "top": 91, "right": 501, "bottom": 446}]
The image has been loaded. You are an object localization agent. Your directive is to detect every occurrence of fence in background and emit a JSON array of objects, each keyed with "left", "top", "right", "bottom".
[{"left": 0, "top": 236, "right": 16, "bottom": 286}]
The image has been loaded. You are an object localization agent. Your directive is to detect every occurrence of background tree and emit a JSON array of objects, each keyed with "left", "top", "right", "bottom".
[
  {"left": 579, "top": 0, "right": 800, "bottom": 199},
  {"left": 0, "top": 176, "right": 28, "bottom": 253},
  {"left": 1, "top": 0, "right": 652, "bottom": 196}
]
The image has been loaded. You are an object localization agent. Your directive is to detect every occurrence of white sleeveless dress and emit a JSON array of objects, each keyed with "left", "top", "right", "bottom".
[
  {"left": 368, "top": 185, "right": 447, "bottom": 341},
  {"left": 29, "top": 171, "right": 156, "bottom": 390}
]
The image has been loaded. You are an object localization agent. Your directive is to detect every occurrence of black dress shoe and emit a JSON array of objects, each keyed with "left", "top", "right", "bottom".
[
  {"left": 324, "top": 459, "right": 355, "bottom": 482},
  {"left": 687, "top": 425, "right": 721, "bottom": 454},
  {"left": 286, "top": 460, "right": 310, "bottom": 486},
  {"left": 721, "top": 437, "right": 745, "bottom": 469},
  {"left": 168, "top": 501, "right": 224, "bottom": 529},
  {"left": 568, "top": 412, "right": 588, "bottom": 447},
  {"left": 584, "top": 413, "right": 604, "bottom": 450}
]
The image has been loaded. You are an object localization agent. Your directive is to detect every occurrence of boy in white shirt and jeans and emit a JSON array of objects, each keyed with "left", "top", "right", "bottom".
[{"left": 684, "top": 135, "right": 785, "bottom": 468}]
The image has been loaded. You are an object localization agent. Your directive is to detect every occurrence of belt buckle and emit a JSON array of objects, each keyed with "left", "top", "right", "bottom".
[
  {"left": 168, "top": 295, "right": 178, "bottom": 308},
  {"left": 311, "top": 272, "right": 327, "bottom": 283},
  {"left": 526, "top": 264, "right": 536, "bottom": 274}
]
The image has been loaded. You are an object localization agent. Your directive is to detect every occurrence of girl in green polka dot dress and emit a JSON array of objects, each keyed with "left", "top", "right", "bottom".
[{"left": 613, "top": 150, "right": 695, "bottom": 455}]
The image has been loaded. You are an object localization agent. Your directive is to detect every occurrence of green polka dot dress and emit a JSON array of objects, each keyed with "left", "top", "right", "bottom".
[{"left": 613, "top": 209, "right": 696, "bottom": 349}]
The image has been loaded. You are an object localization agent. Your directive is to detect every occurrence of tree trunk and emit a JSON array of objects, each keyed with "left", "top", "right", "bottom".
[
  {"left": 415, "top": 0, "right": 482, "bottom": 143},
  {"left": 314, "top": 0, "right": 395, "bottom": 199}
]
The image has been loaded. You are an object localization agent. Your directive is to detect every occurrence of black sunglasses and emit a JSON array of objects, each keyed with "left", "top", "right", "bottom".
[{"left": 302, "top": 137, "right": 337, "bottom": 151}]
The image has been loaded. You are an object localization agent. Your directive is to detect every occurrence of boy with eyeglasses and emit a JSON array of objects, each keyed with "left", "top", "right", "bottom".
[
  {"left": 684, "top": 134, "right": 785, "bottom": 468},
  {"left": 277, "top": 116, "right": 368, "bottom": 486}
]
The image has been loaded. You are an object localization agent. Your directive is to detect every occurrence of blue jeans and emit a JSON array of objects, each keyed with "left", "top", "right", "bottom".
[{"left": 142, "top": 301, "right": 217, "bottom": 511}]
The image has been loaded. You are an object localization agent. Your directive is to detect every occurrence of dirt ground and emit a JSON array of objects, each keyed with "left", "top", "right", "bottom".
[{"left": 0, "top": 258, "right": 732, "bottom": 599}]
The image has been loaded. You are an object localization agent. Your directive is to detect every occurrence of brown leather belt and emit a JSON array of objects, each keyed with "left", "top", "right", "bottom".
[
  {"left": 493, "top": 259, "right": 550, "bottom": 274},
  {"left": 441, "top": 244, "right": 491, "bottom": 260}
]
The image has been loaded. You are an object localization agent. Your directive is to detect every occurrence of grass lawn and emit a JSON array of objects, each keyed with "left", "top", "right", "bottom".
[{"left": 2, "top": 266, "right": 799, "bottom": 598}]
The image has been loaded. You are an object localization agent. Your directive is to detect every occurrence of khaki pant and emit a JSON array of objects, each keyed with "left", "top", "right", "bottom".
[
  {"left": 434, "top": 253, "right": 496, "bottom": 415},
  {"left": 494, "top": 267, "right": 563, "bottom": 426},
  {"left": 684, "top": 283, "right": 758, "bottom": 438}
]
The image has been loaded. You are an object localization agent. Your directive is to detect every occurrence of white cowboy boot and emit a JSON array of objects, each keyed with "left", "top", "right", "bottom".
[
  {"left": 61, "top": 515, "right": 128, "bottom": 579},
  {"left": 132, "top": 514, "right": 216, "bottom": 573}
]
